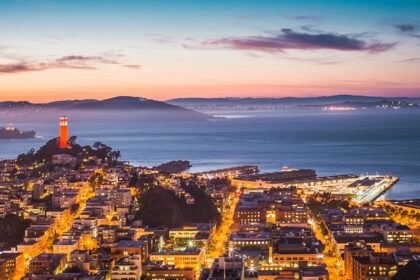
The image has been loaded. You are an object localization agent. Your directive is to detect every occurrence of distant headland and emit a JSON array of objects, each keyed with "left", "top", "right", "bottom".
[
  {"left": 167, "top": 94, "right": 420, "bottom": 110},
  {"left": 0, "top": 96, "right": 210, "bottom": 121}
]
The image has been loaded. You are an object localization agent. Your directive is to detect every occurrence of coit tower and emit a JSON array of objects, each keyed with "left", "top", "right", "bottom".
[{"left": 59, "top": 116, "right": 68, "bottom": 149}]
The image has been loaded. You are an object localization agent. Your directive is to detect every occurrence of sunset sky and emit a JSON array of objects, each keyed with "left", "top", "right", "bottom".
[{"left": 1, "top": 0, "right": 420, "bottom": 102}]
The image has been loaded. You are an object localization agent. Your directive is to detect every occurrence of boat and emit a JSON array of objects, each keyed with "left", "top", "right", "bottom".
[{"left": 0, "top": 124, "right": 36, "bottom": 139}]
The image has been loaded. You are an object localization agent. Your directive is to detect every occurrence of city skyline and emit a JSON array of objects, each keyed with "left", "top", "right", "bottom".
[
  {"left": 1, "top": 0, "right": 420, "bottom": 102},
  {"left": 1, "top": 2, "right": 420, "bottom": 280}
]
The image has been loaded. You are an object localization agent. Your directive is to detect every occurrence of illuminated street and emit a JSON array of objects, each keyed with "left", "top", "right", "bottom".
[
  {"left": 309, "top": 214, "right": 342, "bottom": 279},
  {"left": 207, "top": 192, "right": 239, "bottom": 263}
]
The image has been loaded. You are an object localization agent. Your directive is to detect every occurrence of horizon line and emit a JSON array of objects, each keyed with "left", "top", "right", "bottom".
[{"left": 2, "top": 93, "right": 420, "bottom": 104}]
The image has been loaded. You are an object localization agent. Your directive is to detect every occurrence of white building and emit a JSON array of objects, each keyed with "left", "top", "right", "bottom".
[{"left": 111, "top": 254, "right": 142, "bottom": 280}]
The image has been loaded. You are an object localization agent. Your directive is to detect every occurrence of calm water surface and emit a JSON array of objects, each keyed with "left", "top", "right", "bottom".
[{"left": 1, "top": 109, "right": 419, "bottom": 200}]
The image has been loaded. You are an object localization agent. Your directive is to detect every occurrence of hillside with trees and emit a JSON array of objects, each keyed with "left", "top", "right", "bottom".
[
  {"left": 16, "top": 137, "right": 121, "bottom": 166},
  {"left": 0, "top": 214, "right": 31, "bottom": 249},
  {"left": 136, "top": 182, "right": 220, "bottom": 227}
]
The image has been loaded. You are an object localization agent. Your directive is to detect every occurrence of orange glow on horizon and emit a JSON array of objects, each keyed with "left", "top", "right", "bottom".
[
  {"left": 1, "top": 48, "right": 420, "bottom": 102},
  {"left": 2, "top": 81, "right": 420, "bottom": 103}
]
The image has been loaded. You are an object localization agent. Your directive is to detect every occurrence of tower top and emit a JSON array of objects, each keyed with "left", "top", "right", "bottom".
[{"left": 59, "top": 116, "right": 68, "bottom": 127}]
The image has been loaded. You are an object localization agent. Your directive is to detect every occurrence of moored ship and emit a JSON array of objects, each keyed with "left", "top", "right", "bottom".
[{"left": 0, "top": 124, "right": 36, "bottom": 139}]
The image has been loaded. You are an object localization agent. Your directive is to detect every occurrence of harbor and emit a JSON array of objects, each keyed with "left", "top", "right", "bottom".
[{"left": 228, "top": 167, "right": 399, "bottom": 203}]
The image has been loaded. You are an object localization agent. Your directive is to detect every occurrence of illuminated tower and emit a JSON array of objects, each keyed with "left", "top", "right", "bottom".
[{"left": 59, "top": 116, "right": 68, "bottom": 149}]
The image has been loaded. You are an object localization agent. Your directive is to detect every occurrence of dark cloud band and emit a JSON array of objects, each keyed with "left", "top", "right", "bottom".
[
  {"left": 202, "top": 28, "right": 395, "bottom": 53},
  {"left": 0, "top": 54, "right": 140, "bottom": 74}
]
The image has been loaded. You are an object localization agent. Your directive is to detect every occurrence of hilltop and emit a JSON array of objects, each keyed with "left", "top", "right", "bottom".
[{"left": 0, "top": 96, "right": 210, "bottom": 121}]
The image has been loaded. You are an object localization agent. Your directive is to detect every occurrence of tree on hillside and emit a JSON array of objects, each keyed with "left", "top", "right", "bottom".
[
  {"left": 16, "top": 137, "right": 121, "bottom": 166},
  {"left": 137, "top": 187, "right": 185, "bottom": 227},
  {"left": 0, "top": 214, "right": 31, "bottom": 248},
  {"left": 68, "top": 135, "right": 77, "bottom": 146},
  {"left": 136, "top": 182, "right": 221, "bottom": 227}
]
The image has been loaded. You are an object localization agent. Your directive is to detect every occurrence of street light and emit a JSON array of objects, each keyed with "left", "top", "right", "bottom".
[
  {"left": 248, "top": 265, "right": 255, "bottom": 275},
  {"left": 228, "top": 247, "right": 234, "bottom": 257}
]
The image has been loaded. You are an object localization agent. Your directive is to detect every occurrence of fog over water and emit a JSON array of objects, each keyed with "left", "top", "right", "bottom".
[{"left": 1, "top": 109, "right": 420, "bottom": 200}]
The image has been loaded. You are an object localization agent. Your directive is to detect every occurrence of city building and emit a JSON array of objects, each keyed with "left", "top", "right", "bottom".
[
  {"left": 272, "top": 237, "right": 324, "bottom": 267},
  {"left": 52, "top": 154, "right": 77, "bottom": 167},
  {"left": 352, "top": 252, "right": 398, "bottom": 280},
  {"left": 343, "top": 241, "right": 374, "bottom": 280},
  {"left": 28, "top": 253, "right": 67, "bottom": 275},
  {"left": 206, "top": 257, "right": 244, "bottom": 280},
  {"left": 0, "top": 251, "right": 25, "bottom": 280},
  {"left": 382, "top": 225, "right": 414, "bottom": 244},
  {"left": 111, "top": 240, "right": 149, "bottom": 262},
  {"left": 149, "top": 248, "right": 205, "bottom": 270},
  {"left": 110, "top": 254, "right": 142, "bottom": 280},
  {"left": 144, "top": 263, "right": 195, "bottom": 280}
]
